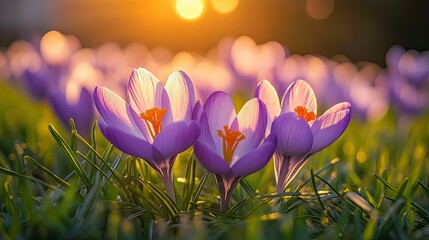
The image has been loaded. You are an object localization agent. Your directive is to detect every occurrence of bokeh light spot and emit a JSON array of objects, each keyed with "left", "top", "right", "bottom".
[
  {"left": 209, "top": 0, "right": 239, "bottom": 14},
  {"left": 176, "top": 0, "right": 205, "bottom": 21},
  {"left": 356, "top": 150, "right": 367, "bottom": 163},
  {"left": 306, "top": 0, "right": 334, "bottom": 20}
]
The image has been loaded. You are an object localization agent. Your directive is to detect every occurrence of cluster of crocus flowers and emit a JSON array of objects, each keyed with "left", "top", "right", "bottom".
[
  {"left": 255, "top": 80, "right": 352, "bottom": 192},
  {"left": 94, "top": 68, "right": 200, "bottom": 201},
  {"left": 192, "top": 92, "right": 276, "bottom": 211},
  {"left": 94, "top": 67, "right": 351, "bottom": 211}
]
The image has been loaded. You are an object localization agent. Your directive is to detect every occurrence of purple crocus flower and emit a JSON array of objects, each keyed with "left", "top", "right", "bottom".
[
  {"left": 193, "top": 91, "right": 276, "bottom": 211},
  {"left": 49, "top": 86, "right": 94, "bottom": 136},
  {"left": 94, "top": 68, "right": 200, "bottom": 201},
  {"left": 385, "top": 45, "right": 429, "bottom": 116},
  {"left": 255, "top": 80, "right": 351, "bottom": 192}
]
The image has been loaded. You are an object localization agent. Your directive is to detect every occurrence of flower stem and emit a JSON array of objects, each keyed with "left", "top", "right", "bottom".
[
  {"left": 162, "top": 172, "right": 176, "bottom": 202},
  {"left": 274, "top": 153, "right": 291, "bottom": 193},
  {"left": 214, "top": 174, "right": 240, "bottom": 212}
]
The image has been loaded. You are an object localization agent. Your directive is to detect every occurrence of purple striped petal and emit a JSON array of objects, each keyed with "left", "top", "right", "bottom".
[
  {"left": 164, "top": 70, "right": 195, "bottom": 122},
  {"left": 204, "top": 91, "right": 237, "bottom": 155},
  {"left": 272, "top": 112, "right": 313, "bottom": 156},
  {"left": 153, "top": 121, "right": 200, "bottom": 160},
  {"left": 194, "top": 141, "right": 230, "bottom": 175},
  {"left": 98, "top": 120, "right": 161, "bottom": 167},
  {"left": 192, "top": 101, "right": 203, "bottom": 122},
  {"left": 192, "top": 101, "right": 216, "bottom": 150},
  {"left": 230, "top": 138, "right": 276, "bottom": 177},
  {"left": 94, "top": 86, "right": 146, "bottom": 139},
  {"left": 254, "top": 80, "right": 281, "bottom": 132},
  {"left": 232, "top": 98, "right": 267, "bottom": 164},
  {"left": 281, "top": 80, "right": 317, "bottom": 115},
  {"left": 127, "top": 68, "right": 165, "bottom": 114},
  {"left": 310, "top": 102, "right": 351, "bottom": 154}
]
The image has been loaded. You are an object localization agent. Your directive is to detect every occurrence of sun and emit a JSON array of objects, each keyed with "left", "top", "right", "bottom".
[{"left": 175, "top": 0, "right": 205, "bottom": 21}]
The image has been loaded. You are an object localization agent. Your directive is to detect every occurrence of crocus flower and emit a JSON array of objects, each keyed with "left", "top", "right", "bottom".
[
  {"left": 255, "top": 80, "right": 351, "bottom": 192},
  {"left": 94, "top": 68, "right": 200, "bottom": 201},
  {"left": 20, "top": 31, "right": 81, "bottom": 100},
  {"left": 385, "top": 45, "right": 429, "bottom": 117},
  {"left": 193, "top": 91, "right": 276, "bottom": 211},
  {"left": 49, "top": 86, "right": 94, "bottom": 136}
]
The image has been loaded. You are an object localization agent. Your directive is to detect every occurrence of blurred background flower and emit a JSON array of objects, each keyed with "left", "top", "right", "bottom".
[{"left": 0, "top": 0, "right": 428, "bottom": 131}]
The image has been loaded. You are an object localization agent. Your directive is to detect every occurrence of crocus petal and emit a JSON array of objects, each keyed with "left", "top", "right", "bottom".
[
  {"left": 204, "top": 91, "right": 237, "bottom": 155},
  {"left": 192, "top": 101, "right": 204, "bottom": 122},
  {"left": 164, "top": 70, "right": 195, "bottom": 122},
  {"left": 94, "top": 86, "right": 146, "bottom": 139},
  {"left": 254, "top": 80, "right": 281, "bottom": 131},
  {"left": 127, "top": 68, "right": 164, "bottom": 114},
  {"left": 232, "top": 98, "right": 267, "bottom": 164},
  {"left": 98, "top": 120, "right": 161, "bottom": 167},
  {"left": 153, "top": 121, "right": 200, "bottom": 160},
  {"left": 192, "top": 101, "right": 216, "bottom": 150},
  {"left": 73, "top": 88, "right": 94, "bottom": 135},
  {"left": 310, "top": 102, "right": 351, "bottom": 154},
  {"left": 231, "top": 139, "right": 276, "bottom": 177},
  {"left": 281, "top": 80, "right": 317, "bottom": 115},
  {"left": 194, "top": 141, "right": 230, "bottom": 175},
  {"left": 272, "top": 112, "right": 313, "bottom": 156}
]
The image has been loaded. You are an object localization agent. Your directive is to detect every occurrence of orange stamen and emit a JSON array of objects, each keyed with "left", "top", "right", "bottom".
[
  {"left": 140, "top": 107, "right": 167, "bottom": 139},
  {"left": 294, "top": 106, "right": 316, "bottom": 122},
  {"left": 217, "top": 125, "right": 245, "bottom": 164}
]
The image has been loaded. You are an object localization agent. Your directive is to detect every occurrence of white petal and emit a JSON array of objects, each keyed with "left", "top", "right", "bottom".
[
  {"left": 281, "top": 80, "right": 317, "bottom": 115},
  {"left": 164, "top": 70, "right": 195, "bottom": 122},
  {"left": 255, "top": 80, "right": 281, "bottom": 133},
  {"left": 127, "top": 68, "right": 164, "bottom": 115}
]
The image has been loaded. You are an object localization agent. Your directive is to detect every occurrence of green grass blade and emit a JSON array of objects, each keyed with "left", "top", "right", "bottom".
[
  {"left": 191, "top": 171, "right": 210, "bottom": 204},
  {"left": 69, "top": 118, "right": 77, "bottom": 152},
  {"left": 315, "top": 174, "right": 355, "bottom": 211},
  {"left": 310, "top": 168, "right": 325, "bottom": 211},
  {"left": 417, "top": 180, "right": 429, "bottom": 197},
  {"left": 23, "top": 155, "right": 71, "bottom": 189},
  {"left": 48, "top": 124, "right": 92, "bottom": 189},
  {"left": 0, "top": 166, "right": 58, "bottom": 190},
  {"left": 239, "top": 178, "right": 263, "bottom": 206},
  {"left": 295, "top": 157, "right": 340, "bottom": 192},
  {"left": 76, "top": 151, "right": 124, "bottom": 195},
  {"left": 72, "top": 131, "right": 130, "bottom": 188},
  {"left": 373, "top": 173, "right": 396, "bottom": 191},
  {"left": 182, "top": 153, "right": 196, "bottom": 210},
  {"left": 394, "top": 177, "right": 408, "bottom": 199}
]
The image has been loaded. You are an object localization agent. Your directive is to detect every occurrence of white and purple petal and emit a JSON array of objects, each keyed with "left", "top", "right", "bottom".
[
  {"left": 127, "top": 68, "right": 165, "bottom": 114},
  {"left": 164, "top": 70, "right": 195, "bottom": 122},
  {"left": 192, "top": 101, "right": 216, "bottom": 150},
  {"left": 232, "top": 98, "right": 267, "bottom": 164},
  {"left": 254, "top": 80, "right": 281, "bottom": 132},
  {"left": 94, "top": 86, "right": 147, "bottom": 139},
  {"left": 204, "top": 91, "right": 237, "bottom": 155},
  {"left": 281, "top": 80, "right": 317, "bottom": 115},
  {"left": 310, "top": 102, "right": 351, "bottom": 154}
]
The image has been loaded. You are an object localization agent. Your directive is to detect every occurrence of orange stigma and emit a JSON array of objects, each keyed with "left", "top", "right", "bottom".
[
  {"left": 140, "top": 107, "right": 167, "bottom": 139},
  {"left": 217, "top": 125, "right": 245, "bottom": 164},
  {"left": 294, "top": 106, "right": 316, "bottom": 122}
]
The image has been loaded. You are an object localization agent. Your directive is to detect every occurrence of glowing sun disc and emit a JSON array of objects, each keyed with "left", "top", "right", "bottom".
[{"left": 176, "top": 0, "right": 205, "bottom": 21}]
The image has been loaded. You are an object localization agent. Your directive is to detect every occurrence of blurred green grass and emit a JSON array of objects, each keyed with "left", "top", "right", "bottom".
[{"left": 0, "top": 81, "right": 428, "bottom": 239}]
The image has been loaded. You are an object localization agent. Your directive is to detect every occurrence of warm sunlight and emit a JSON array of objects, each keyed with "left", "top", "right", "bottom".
[{"left": 175, "top": 0, "right": 205, "bottom": 21}]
